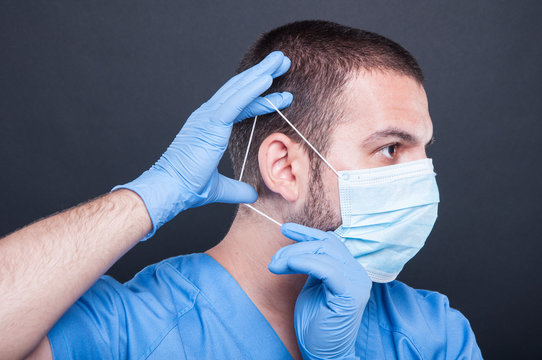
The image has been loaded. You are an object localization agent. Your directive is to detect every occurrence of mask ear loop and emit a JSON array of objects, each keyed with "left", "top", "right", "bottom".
[
  {"left": 238, "top": 115, "right": 256, "bottom": 183},
  {"left": 263, "top": 98, "right": 340, "bottom": 177},
  {"left": 237, "top": 98, "right": 340, "bottom": 227},
  {"left": 238, "top": 115, "right": 283, "bottom": 227}
]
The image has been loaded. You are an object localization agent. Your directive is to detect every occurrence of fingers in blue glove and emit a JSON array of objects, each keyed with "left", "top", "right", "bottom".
[
  {"left": 281, "top": 222, "right": 331, "bottom": 242},
  {"left": 279, "top": 222, "right": 352, "bottom": 256},
  {"left": 217, "top": 74, "right": 274, "bottom": 122},
  {"left": 270, "top": 240, "right": 346, "bottom": 270},
  {"left": 217, "top": 58, "right": 291, "bottom": 122},
  {"left": 270, "top": 253, "right": 347, "bottom": 295},
  {"left": 235, "top": 92, "right": 293, "bottom": 122},
  {"left": 224, "top": 52, "right": 289, "bottom": 95},
  {"left": 271, "top": 55, "right": 291, "bottom": 78},
  {"left": 212, "top": 173, "right": 258, "bottom": 204},
  {"left": 207, "top": 51, "right": 290, "bottom": 109}
]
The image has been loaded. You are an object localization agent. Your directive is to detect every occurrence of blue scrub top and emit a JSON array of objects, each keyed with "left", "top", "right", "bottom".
[{"left": 48, "top": 253, "right": 482, "bottom": 359}]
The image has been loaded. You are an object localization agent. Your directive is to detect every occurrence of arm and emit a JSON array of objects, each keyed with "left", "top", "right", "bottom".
[
  {"left": 0, "top": 51, "right": 292, "bottom": 359},
  {"left": 0, "top": 190, "right": 150, "bottom": 359}
]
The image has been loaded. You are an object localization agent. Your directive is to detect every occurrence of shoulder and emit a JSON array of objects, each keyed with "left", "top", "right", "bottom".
[
  {"left": 372, "top": 280, "right": 451, "bottom": 326},
  {"left": 122, "top": 253, "right": 202, "bottom": 311},
  {"left": 49, "top": 254, "right": 204, "bottom": 360},
  {"left": 370, "top": 281, "right": 483, "bottom": 359}
]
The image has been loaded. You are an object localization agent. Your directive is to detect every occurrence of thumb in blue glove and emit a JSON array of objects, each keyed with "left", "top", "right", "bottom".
[
  {"left": 113, "top": 51, "right": 293, "bottom": 239},
  {"left": 269, "top": 223, "right": 372, "bottom": 360}
]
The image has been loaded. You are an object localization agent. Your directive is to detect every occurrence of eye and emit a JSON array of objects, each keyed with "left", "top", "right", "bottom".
[{"left": 379, "top": 144, "right": 399, "bottom": 159}]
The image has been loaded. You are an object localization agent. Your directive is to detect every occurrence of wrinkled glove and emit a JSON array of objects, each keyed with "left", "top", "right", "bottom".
[
  {"left": 269, "top": 223, "right": 373, "bottom": 360},
  {"left": 113, "top": 51, "right": 292, "bottom": 239}
]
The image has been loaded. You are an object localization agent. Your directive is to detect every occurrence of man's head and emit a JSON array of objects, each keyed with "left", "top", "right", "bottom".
[{"left": 229, "top": 20, "right": 433, "bottom": 231}]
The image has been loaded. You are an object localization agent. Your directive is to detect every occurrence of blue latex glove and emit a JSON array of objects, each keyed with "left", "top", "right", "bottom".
[
  {"left": 269, "top": 223, "right": 373, "bottom": 360},
  {"left": 113, "top": 51, "right": 293, "bottom": 239}
]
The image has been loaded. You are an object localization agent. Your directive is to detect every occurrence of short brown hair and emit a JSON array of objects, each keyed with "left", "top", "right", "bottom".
[{"left": 229, "top": 20, "right": 424, "bottom": 198}]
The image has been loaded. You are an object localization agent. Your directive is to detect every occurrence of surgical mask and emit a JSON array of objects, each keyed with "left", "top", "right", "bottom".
[{"left": 238, "top": 98, "right": 440, "bottom": 283}]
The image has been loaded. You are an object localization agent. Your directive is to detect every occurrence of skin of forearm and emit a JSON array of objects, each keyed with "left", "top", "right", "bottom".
[{"left": 0, "top": 189, "right": 152, "bottom": 359}]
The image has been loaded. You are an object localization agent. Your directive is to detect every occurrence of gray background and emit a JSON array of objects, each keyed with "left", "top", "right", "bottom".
[{"left": 1, "top": 1, "right": 541, "bottom": 358}]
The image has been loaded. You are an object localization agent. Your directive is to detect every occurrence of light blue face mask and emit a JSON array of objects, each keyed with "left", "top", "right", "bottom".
[
  {"left": 334, "top": 158, "right": 439, "bottom": 282},
  {"left": 238, "top": 98, "right": 440, "bottom": 283}
]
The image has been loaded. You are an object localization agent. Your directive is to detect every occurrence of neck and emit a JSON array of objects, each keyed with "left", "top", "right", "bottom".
[{"left": 205, "top": 206, "right": 306, "bottom": 359}]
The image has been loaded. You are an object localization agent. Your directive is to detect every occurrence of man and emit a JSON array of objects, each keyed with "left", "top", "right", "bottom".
[{"left": 0, "top": 20, "right": 482, "bottom": 359}]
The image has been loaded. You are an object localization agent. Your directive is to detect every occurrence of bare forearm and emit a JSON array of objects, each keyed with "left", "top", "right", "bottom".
[{"left": 0, "top": 189, "right": 151, "bottom": 359}]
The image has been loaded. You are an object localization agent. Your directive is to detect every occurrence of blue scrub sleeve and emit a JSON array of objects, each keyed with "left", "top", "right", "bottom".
[
  {"left": 47, "top": 261, "right": 199, "bottom": 360},
  {"left": 371, "top": 282, "right": 483, "bottom": 359},
  {"left": 444, "top": 300, "right": 483, "bottom": 359},
  {"left": 48, "top": 276, "right": 129, "bottom": 360}
]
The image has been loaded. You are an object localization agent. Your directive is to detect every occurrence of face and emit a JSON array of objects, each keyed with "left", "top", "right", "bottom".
[{"left": 288, "top": 70, "right": 434, "bottom": 231}]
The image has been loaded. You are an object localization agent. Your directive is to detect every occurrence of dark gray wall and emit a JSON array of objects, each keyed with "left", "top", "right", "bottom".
[{"left": 1, "top": 1, "right": 541, "bottom": 358}]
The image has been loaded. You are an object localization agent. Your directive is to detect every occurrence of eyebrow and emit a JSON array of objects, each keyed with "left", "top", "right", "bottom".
[{"left": 362, "top": 127, "right": 435, "bottom": 147}]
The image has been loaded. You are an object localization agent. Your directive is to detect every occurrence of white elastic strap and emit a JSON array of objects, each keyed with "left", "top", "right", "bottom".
[
  {"left": 243, "top": 204, "right": 282, "bottom": 227},
  {"left": 263, "top": 97, "right": 340, "bottom": 177},
  {"left": 238, "top": 115, "right": 282, "bottom": 227},
  {"left": 239, "top": 116, "right": 257, "bottom": 182}
]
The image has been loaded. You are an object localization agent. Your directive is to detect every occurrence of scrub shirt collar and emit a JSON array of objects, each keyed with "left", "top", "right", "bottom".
[{"left": 181, "top": 253, "right": 293, "bottom": 359}]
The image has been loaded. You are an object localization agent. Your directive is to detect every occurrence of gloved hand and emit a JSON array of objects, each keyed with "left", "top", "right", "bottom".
[
  {"left": 113, "top": 51, "right": 293, "bottom": 239},
  {"left": 269, "top": 223, "right": 373, "bottom": 360}
]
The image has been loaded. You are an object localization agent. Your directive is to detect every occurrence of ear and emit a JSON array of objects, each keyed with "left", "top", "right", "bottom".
[{"left": 258, "top": 133, "right": 310, "bottom": 202}]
